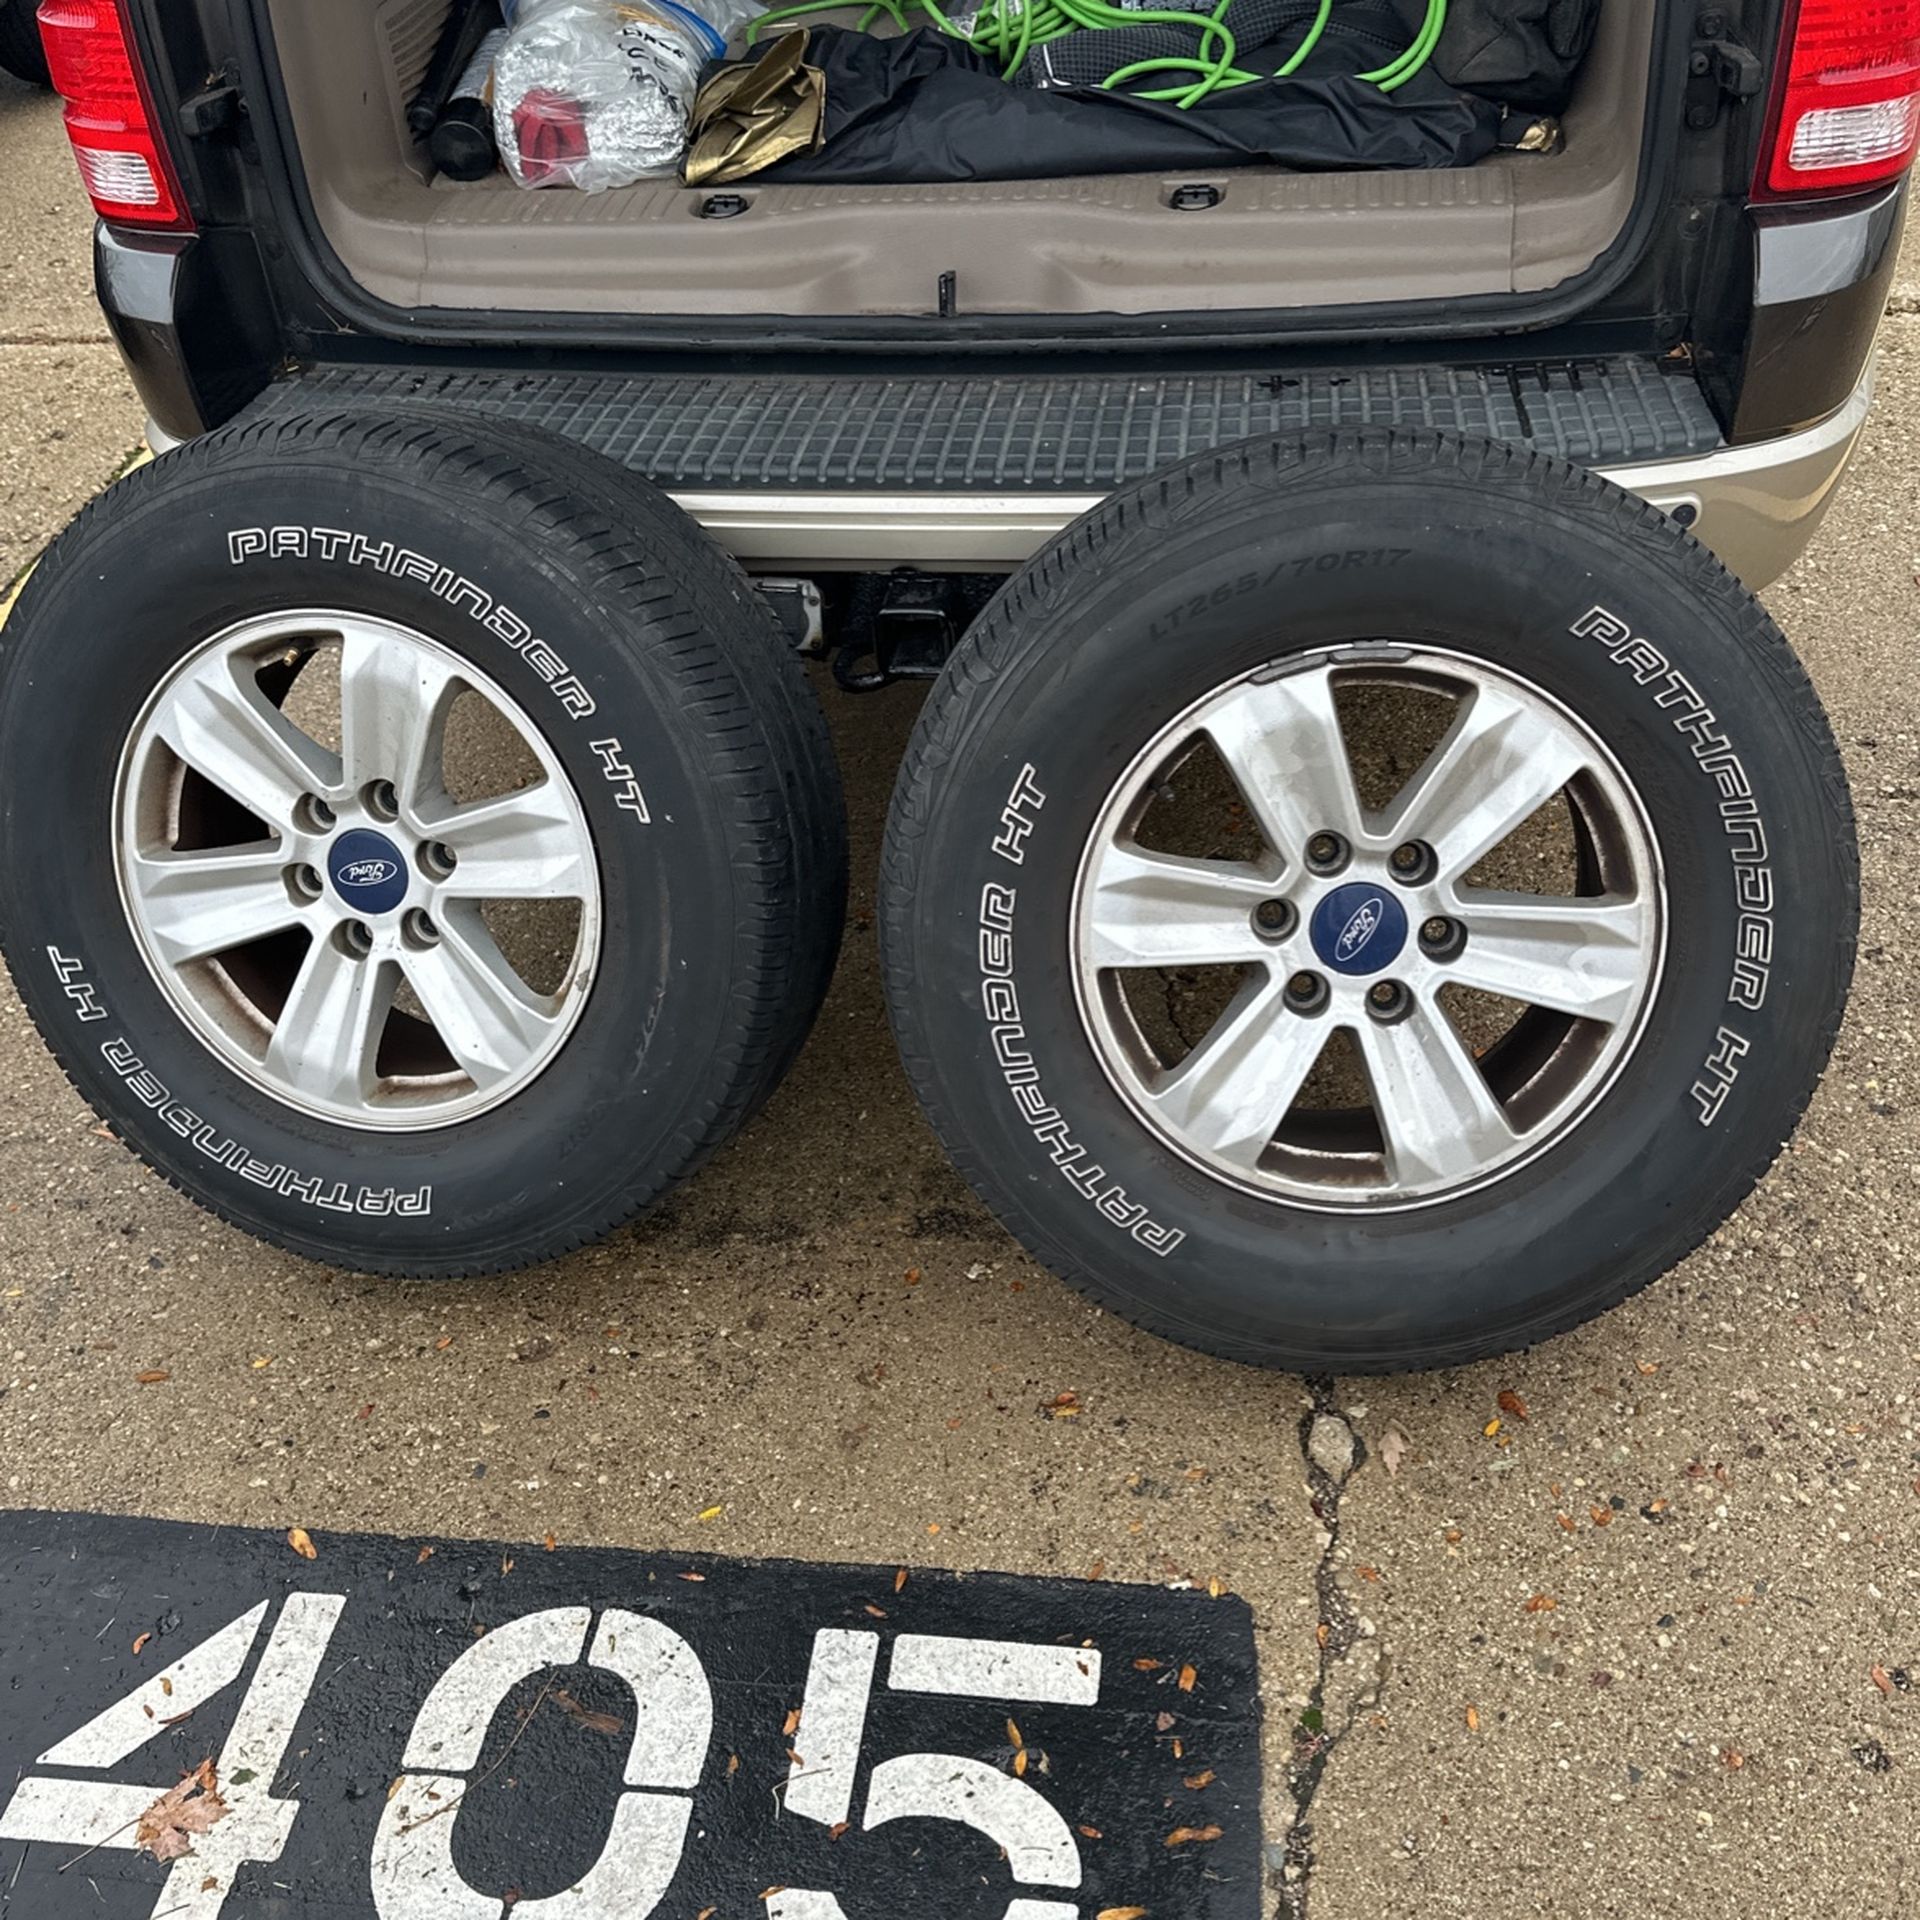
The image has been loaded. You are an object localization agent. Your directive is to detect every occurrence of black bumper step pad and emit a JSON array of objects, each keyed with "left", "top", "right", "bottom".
[{"left": 264, "top": 357, "right": 1722, "bottom": 493}]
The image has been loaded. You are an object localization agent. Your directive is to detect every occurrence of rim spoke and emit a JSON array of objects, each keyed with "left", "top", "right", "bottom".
[
  {"left": 424, "top": 782, "right": 594, "bottom": 902},
  {"left": 337, "top": 622, "right": 461, "bottom": 806},
  {"left": 153, "top": 655, "right": 338, "bottom": 833},
  {"left": 128, "top": 845, "right": 302, "bottom": 965},
  {"left": 1143, "top": 979, "right": 1324, "bottom": 1171},
  {"left": 1081, "top": 843, "right": 1277, "bottom": 970},
  {"left": 263, "top": 939, "right": 396, "bottom": 1110},
  {"left": 1202, "top": 672, "right": 1365, "bottom": 868},
  {"left": 1353, "top": 1000, "right": 1517, "bottom": 1190},
  {"left": 399, "top": 907, "right": 563, "bottom": 1091},
  {"left": 1379, "top": 684, "right": 1588, "bottom": 879},
  {"left": 1446, "top": 891, "right": 1652, "bottom": 1024}
]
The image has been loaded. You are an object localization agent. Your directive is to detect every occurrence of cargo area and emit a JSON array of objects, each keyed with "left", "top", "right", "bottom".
[{"left": 257, "top": 0, "right": 1664, "bottom": 321}]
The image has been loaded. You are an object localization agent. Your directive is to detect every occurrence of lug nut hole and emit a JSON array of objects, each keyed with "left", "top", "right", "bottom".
[
  {"left": 295, "top": 792, "right": 337, "bottom": 835},
  {"left": 288, "top": 863, "right": 324, "bottom": 902},
  {"left": 1366, "top": 978, "right": 1414, "bottom": 1023},
  {"left": 1389, "top": 839, "right": 1436, "bottom": 884},
  {"left": 1304, "top": 832, "right": 1349, "bottom": 877},
  {"left": 1418, "top": 914, "right": 1466, "bottom": 960},
  {"left": 335, "top": 919, "right": 374, "bottom": 959},
  {"left": 1253, "top": 897, "right": 1297, "bottom": 939},
  {"left": 403, "top": 908, "right": 440, "bottom": 949},
  {"left": 419, "top": 840, "right": 458, "bottom": 880},
  {"left": 364, "top": 779, "right": 400, "bottom": 822},
  {"left": 1283, "top": 969, "right": 1330, "bottom": 1016}
]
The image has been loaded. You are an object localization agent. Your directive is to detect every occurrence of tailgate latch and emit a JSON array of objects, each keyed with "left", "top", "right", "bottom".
[{"left": 1687, "top": 12, "right": 1763, "bottom": 131}]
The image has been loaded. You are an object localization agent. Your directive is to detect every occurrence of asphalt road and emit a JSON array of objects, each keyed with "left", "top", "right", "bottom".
[{"left": 3, "top": 65, "right": 1917, "bottom": 1919}]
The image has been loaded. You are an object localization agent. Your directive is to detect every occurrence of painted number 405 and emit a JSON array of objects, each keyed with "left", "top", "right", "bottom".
[{"left": 0, "top": 1594, "right": 1103, "bottom": 1919}]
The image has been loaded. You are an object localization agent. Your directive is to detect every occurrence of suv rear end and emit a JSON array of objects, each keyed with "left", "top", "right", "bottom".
[
  {"left": 0, "top": 0, "right": 1895, "bottom": 1368},
  {"left": 55, "top": 0, "right": 1914, "bottom": 587}
]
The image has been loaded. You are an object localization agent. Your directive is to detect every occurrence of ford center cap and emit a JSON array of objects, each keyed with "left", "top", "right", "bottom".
[{"left": 327, "top": 827, "right": 410, "bottom": 916}]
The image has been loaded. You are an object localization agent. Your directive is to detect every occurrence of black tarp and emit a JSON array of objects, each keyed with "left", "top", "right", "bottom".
[{"left": 759, "top": 7, "right": 1503, "bottom": 185}]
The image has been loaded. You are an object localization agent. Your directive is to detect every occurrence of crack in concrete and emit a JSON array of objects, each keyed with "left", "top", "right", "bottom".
[
  {"left": 0, "top": 333, "right": 113, "bottom": 348},
  {"left": 1273, "top": 1376, "right": 1389, "bottom": 1920}
]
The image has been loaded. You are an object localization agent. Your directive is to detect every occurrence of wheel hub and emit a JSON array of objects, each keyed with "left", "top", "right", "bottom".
[
  {"left": 326, "top": 827, "right": 411, "bottom": 916},
  {"left": 1309, "top": 881, "right": 1407, "bottom": 977}
]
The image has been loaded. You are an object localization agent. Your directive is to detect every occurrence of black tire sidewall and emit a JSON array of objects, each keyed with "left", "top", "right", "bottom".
[
  {"left": 1, "top": 443, "right": 759, "bottom": 1268},
  {"left": 893, "top": 470, "right": 1851, "bottom": 1367}
]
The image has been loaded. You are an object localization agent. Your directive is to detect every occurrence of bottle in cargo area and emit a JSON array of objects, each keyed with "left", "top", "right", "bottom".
[{"left": 432, "top": 26, "right": 509, "bottom": 180}]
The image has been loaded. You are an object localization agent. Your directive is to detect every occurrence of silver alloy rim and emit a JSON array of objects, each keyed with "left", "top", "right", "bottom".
[
  {"left": 114, "top": 611, "right": 602, "bottom": 1131},
  {"left": 1071, "top": 645, "right": 1666, "bottom": 1210}
]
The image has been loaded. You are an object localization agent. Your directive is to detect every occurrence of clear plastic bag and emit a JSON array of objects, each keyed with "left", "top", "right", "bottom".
[{"left": 495, "top": 0, "right": 750, "bottom": 190}]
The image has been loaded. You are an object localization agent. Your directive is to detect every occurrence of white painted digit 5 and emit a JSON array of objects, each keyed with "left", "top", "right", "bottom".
[
  {"left": 0, "top": 1592, "right": 346, "bottom": 1920},
  {"left": 769, "top": 1631, "right": 1103, "bottom": 1920},
  {"left": 369, "top": 1606, "right": 712, "bottom": 1919}
]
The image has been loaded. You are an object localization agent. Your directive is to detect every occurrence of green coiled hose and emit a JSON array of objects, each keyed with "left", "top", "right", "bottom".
[{"left": 744, "top": 0, "right": 1447, "bottom": 110}]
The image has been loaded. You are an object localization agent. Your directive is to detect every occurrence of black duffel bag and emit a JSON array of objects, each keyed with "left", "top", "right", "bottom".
[{"left": 1403, "top": 0, "right": 1600, "bottom": 113}]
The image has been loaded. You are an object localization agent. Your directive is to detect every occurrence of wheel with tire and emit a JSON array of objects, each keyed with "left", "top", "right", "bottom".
[
  {"left": 882, "top": 432, "right": 1856, "bottom": 1371},
  {"left": 0, "top": 2, "right": 49, "bottom": 85},
  {"left": 0, "top": 409, "right": 845, "bottom": 1274}
]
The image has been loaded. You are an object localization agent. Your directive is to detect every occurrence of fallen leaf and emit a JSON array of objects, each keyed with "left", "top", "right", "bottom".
[
  {"left": 1444, "top": 1527, "right": 1463, "bottom": 1545},
  {"left": 894, "top": 1568, "right": 908, "bottom": 1593},
  {"left": 1872, "top": 1665, "right": 1894, "bottom": 1697},
  {"left": 417, "top": 1546, "right": 436, "bottom": 1564},
  {"left": 1524, "top": 1593, "right": 1558, "bottom": 1614},
  {"left": 1635, "top": 1359, "right": 1660, "bottom": 1375},
  {"left": 1080, "top": 1824, "right": 1104, "bottom": 1839},
  {"left": 783, "top": 1708, "right": 801, "bottom": 1737},
  {"left": 696, "top": 1505, "right": 724, "bottom": 1524},
  {"left": 1355, "top": 1565, "right": 1380, "bottom": 1583},
  {"left": 1590, "top": 1505, "right": 1613, "bottom": 1528},
  {"left": 250, "top": 1356, "right": 273, "bottom": 1370},
  {"left": 1133, "top": 1658, "right": 1163, "bottom": 1672},
  {"left": 1098, "top": 1909, "right": 1149, "bottom": 1919},
  {"left": 1496, "top": 1389, "right": 1530, "bottom": 1422},
  {"left": 1378, "top": 1423, "right": 1410, "bottom": 1476},
  {"left": 904, "top": 1267, "right": 922, "bottom": 1286},
  {"left": 135, "top": 1369, "right": 171, "bottom": 1386},
  {"left": 1163, "top": 1825, "right": 1223, "bottom": 1848},
  {"left": 287, "top": 1527, "right": 317, "bottom": 1560},
  {"left": 1556, "top": 1513, "right": 1577, "bottom": 1534},
  {"left": 543, "top": 1532, "right": 557, "bottom": 1553},
  {"left": 554, "top": 1690, "right": 623, "bottom": 1737},
  {"left": 1177, "top": 1664, "right": 1197, "bottom": 1693},
  {"left": 727, "top": 1754, "right": 740, "bottom": 1776},
  {"left": 1483, "top": 1417, "right": 1502, "bottom": 1438},
  {"left": 135, "top": 1759, "right": 228, "bottom": 1863},
  {"left": 132, "top": 1632, "right": 151, "bottom": 1656},
  {"left": 435, "top": 1334, "right": 454, "bottom": 1351},
  {"left": 1155, "top": 1712, "right": 1176, "bottom": 1732},
  {"left": 1183, "top": 1770, "right": 1215, "bottom": 1790},
  {"left": 862, "top": 1604, "right": 886, "bottom": 1619},
  {"left": 926, "top": 1523, "right": 942, "bottom": 1536},
  {"left": 1465, "top": 1704, "right": 1481, "bottom": 1732},
  {"left": 1722, "top": 1747, "right": 1745, "bottom": 1770},
  {"left": 678, "top": 1571, "right": 707, "bottom": 1583}
]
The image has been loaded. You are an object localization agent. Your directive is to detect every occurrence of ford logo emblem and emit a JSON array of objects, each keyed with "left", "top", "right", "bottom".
[
  {"left": 339, "top": 858, "right": 400, "bottom": 889},
  {"left": 1334, "top": 896, "right": 1385, "bottom": 963}
]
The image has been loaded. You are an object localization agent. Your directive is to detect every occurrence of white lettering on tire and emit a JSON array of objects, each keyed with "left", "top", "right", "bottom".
[
  {"left": 977, "top": 818, "right": 1185, "bottom": 1256},
  {"left": 39, "top": 946, "right": 432, "bottom": 1216}
]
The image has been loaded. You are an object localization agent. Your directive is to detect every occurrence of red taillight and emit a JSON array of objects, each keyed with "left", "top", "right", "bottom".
[
  {"left": 1759, "top": 0, "right": 1920, "bottom": 197},
  {"left": 37, "top": 0, "right": 190, "bottom": 229}
]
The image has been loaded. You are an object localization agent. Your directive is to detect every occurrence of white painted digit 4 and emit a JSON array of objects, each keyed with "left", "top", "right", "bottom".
[
  {"left": 770, "top": 1631, "right": 1103, "bottom": 1920},
  {"left": 0, "top": 1592, "right": 346, "bottom": 1920}
]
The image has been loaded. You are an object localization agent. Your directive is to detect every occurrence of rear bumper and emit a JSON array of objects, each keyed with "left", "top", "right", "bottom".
[{"left": 678, "top": 361, "right": 1866, "bottom": 587}]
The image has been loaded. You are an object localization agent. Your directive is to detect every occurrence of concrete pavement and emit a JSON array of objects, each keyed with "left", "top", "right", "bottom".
[{"left": 1, "top": 63, "right": 1915, "bottom": 1918}]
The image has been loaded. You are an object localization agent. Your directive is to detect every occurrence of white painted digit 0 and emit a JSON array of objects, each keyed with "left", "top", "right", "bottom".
[
  {"left": 369, "top": 1606, "right": 713, "bottom": 1920},
  {"left": 770, "top": 1630, "right": 1101, "bottom": 1920},
  {"left": 0, "top": 1592, "right": 346, "bottom": 1920}
]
